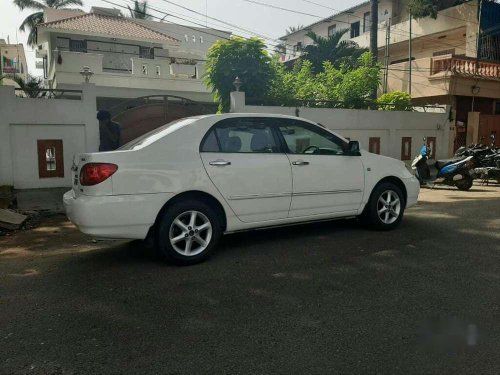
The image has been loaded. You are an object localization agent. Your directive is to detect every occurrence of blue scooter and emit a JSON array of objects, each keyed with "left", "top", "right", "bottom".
[{"left": 411, "top": 137, "right": 474, "bottom": 190}]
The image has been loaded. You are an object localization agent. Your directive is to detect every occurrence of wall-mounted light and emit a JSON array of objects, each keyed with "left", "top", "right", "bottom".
[{"left": 80, "top": 66, "right": 93, "bottom": 83}]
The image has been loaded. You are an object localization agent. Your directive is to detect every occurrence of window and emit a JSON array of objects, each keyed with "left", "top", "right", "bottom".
[
  {"left": 43, "top": 56, "right": 48, "bottom": 79},
  {"left": 69, "top": 40, "right": 87, "bottom": 53},
  {"left": 328, "top": 24, "right": 337, "bottom": 36},
  {"left": 142, "top": 64, "right": 148, "bottom": 75},
  {"left": 139, "top": 46, "right": 154, "bottom": 59},
  {"left": 199, "top": 36, "right": 204, "bottom": 44},
  {"left": 363, "top": 12, "right": 371, "bottom": 33},
  {"left": 369, "top": 137, "right": 380, "bottom": 154},
  {"left": 155, "top": 65, "right": 161, "bottom": 76},
  {"left": 37, "top": 140, "right": 64, "bottom": 178},
  {"left": 401, "top": 137, "right": 412, "bottom": 160},
  {"left": 200, "top": 130, "right": 219, "bottom": 152},
  {"left": 293, "top": 42, "right": 303, "bottom": 53},
  {"left": 192, "top": 35, "right": 196, "bottom": 43},
  {"left": 200, "top": 118, "right": 278, "bottom": 153},
  {"left": 350, "top": 21, "right": 360, "bottom": 38},
  {"left": 184, "top": 34, "right": 189, "bottom": 42},
  {"left": 278, "top": 120, "right": 346, "bottom": 155},
  {"left": 427, "top": 137, "right": 436, "bottom": 158}
]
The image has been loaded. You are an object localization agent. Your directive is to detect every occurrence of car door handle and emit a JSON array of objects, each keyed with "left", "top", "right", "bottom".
[
  {"left": 292, "top": 160, "right": 309, "bottom": 166},
  {"left": 209, "top": 160, "right": 231, "bottom": 166}
]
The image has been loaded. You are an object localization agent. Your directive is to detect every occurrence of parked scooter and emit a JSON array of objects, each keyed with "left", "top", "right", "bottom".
[
  {"left": 411, "top": 137, "right": 475, "bottom": 190},
  {"left": 472, "top": 134, "right": 500, "bottom": 184}
]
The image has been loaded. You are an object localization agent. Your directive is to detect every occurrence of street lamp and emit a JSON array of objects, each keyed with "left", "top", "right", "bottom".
[
  {"left": 80, "top": 66, "right": 93, "bottom": 83},
  {"left": 233, "top": 76, "right": 242, "bottom": 92}
]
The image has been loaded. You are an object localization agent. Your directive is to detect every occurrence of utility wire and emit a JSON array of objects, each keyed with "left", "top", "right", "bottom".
[{"left": 100, "top": 0, "right": 298, "bottom": 56}]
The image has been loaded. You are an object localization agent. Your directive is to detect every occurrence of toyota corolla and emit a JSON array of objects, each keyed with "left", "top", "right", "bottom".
[{"left": 64, "top": 114, "right": 420, "bottom": 264}]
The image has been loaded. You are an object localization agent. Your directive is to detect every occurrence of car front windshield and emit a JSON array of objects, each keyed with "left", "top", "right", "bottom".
[{"left": 119, "top": 117, "right": 199, "bottom": 151}]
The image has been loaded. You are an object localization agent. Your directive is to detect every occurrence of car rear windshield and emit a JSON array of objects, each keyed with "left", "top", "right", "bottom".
[{"left": 119, "top": 117, "right": 199, "bottom": 151}]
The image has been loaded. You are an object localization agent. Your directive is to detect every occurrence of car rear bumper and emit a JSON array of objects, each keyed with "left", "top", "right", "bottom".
[{"left": 63, "top": 190, "right": 175, "bottom": 239}]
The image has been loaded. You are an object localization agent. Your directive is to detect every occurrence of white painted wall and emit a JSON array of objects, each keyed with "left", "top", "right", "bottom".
[
  {"left": 231, "top": 92, "right": 452, "bottom": 162},
  {"left": 0, "top": 84, "right": 99, "bottom": 189}
]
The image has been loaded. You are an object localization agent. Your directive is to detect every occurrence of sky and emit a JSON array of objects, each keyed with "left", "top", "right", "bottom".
[{"left": 0, "top": 0, "right": 364, "bottom": 76}]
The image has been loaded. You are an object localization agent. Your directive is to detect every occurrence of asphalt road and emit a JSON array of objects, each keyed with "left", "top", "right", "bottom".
[{"left": 1, "top": 185, "right": 499, "bottom": 374}]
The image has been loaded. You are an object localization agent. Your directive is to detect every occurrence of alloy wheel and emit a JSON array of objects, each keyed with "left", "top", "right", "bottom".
[
  {"left": 377, "top": 190, "right": 401, "bottom": 225},
  {"left": 169, "top": 210, "right": 213, "bottom": 256}
]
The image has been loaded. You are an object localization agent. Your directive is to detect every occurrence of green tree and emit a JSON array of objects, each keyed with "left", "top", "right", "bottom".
[
  {"left": 407, "top": 0, "right": 469, "bottom": 20},
  {"left": 204, "top": 37, "right": 274, "bottom": 112},
  {"left": 377, "top": 91, "right": 412, "bottom": 111},
  {"left": 127, "top": 0, "right": 151, "bottom": 19},
  {"left": 407, "top": 0, "right": 439, "bottom": 19},
  {"left": 267, "top": 52, "right": 381, "bottom": 109},
  {"left": 335, "top": 52, "right": 381, "bottom": 108},
  {"left": 12, "top": 74, "right": 45, "bottom": 98},
  {"left": 301, "top": 30, "right": 368, "bottom": 73},
  {"left": 14, "top": 0, "right": 83, "bottom": 47}
]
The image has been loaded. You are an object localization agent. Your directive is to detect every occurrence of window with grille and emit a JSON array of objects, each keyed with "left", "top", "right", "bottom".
[
  {"left": 37, "top": 140, "right": 64, "bottom": 178},
  {"left": 401, "top": 137, "right": 412, "bottom": 160},
  {"left": 69, "top": 40, "right": 87, "bottom": 53},
  {"left": 328, "top": 24, "right": 336, "bottom": 36},
  {"left": 427, "top": 137, "right": 437, "bottom": 159},
  {"left": 350, "top": 21, "right": 360, "bottom": 38},
  {"left": 139, "top": 46, "right": 154, "bottom": 59},
  {"left": 369, "top": 137, "right": 380, "bottom": 154}
]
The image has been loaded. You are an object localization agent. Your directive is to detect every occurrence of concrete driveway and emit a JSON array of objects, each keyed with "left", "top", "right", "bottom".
[{"left": 1, "top": 185, "right": 499, "bottom": 374}]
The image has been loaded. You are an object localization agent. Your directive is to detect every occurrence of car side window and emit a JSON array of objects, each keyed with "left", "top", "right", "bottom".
[
  {"left": 200, "top": 129, "right": 219, "bottom": 152},
  {"left": 201, "top": 118, "right": 278, "bottom": 153},
  {"left": 277, "top": 120, "right": 346, "bottom": 155}
]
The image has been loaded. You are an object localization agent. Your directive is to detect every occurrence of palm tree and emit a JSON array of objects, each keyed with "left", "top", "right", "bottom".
[
  {"left": 14, "top": 0, "right": 83, "bottom": 47},
  {"left": 285, "top": 25, "right": 303, "bottom": 35},
  {"left": 127, "top": 0, "right": 151, "bottom": 19},
  {"left": 302, "top": 29, "right": 368, "bottom": 72},
  {"left": 12, "top": 74, "right": 45, "bottom": 97}
]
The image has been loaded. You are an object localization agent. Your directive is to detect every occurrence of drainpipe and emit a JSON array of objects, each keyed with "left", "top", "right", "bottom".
[{"left": 408, "top": 11, "right": 412, "bottom": 96}]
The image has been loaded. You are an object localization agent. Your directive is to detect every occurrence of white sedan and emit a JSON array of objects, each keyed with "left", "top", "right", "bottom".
[{"left": 64, "top": 114, "right": 420, "bottom": 264}]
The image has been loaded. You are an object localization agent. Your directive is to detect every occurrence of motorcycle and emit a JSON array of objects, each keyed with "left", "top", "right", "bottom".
[
  {"left": 472, "top": 134, "right": 500, "bottom": 185},
  {"left": 411, "top": 137, "right": 475, "bottom": 190}
]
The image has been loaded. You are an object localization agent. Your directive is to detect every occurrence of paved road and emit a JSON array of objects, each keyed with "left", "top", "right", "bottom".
[{"left": 1, "top": 186, "right": 499, "bottom": 374}]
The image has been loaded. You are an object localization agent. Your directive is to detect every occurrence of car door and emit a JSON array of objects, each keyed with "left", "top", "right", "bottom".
[
  {"left": 200, "top": 117, "right": 292, "bottom": 223},
  {"left": 276, "top": 119, "right": 365, "bottom": 217}
]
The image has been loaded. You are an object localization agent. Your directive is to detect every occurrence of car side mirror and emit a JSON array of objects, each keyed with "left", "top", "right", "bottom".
[{"left": 346, "top": 141, "right": 361, "bottom": 156}]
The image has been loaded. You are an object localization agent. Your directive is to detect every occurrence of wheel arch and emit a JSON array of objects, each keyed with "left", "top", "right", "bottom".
[
  {"left": 369, "top": 176, "right": 408, "bottom": 207},
  {"left": 151, "top": 190, "right": 228, "bottom": 236}
]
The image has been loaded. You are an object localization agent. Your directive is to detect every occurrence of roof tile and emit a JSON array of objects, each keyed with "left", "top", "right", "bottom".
[{"left": 39, "top": 13, "right": 179, "bottom": 44}]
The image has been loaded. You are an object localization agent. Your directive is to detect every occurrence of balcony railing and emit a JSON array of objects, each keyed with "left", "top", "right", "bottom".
[{"left": 431, "top": 55, "right": 500, "bottom": 79}]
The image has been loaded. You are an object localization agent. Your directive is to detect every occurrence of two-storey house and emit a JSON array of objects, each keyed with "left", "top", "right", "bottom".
[
  {"left": 280, "top": 0, "right": 500, "bottom": 149},
  {"left": 35, "top": 7, "right": 230, "bottom": 109}
]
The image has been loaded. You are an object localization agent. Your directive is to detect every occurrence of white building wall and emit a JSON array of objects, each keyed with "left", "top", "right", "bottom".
[
  {"left": 231, "top": 93, "right": 451, "bottom": 161},
  {"left": 0, "top": 84, "right": 99, "bottom": 189}
]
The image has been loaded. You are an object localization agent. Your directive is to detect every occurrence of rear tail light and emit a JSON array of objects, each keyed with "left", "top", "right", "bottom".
[{"left": 80, "top": 163, "right": 118, "bottom": 186}]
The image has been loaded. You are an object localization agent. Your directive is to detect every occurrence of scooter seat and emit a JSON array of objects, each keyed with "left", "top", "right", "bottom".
[{"left": 435, "top": 157, "right": 464, "bottom": 170}]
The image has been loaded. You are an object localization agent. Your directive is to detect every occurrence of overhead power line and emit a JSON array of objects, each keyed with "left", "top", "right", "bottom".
[{"left": 99, "top": 0, "right": 298, "bottom": 56}]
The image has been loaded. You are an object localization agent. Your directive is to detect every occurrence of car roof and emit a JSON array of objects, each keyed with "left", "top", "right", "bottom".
[{"left": 197, "top": 113, "right": 318, "bottom": 124}]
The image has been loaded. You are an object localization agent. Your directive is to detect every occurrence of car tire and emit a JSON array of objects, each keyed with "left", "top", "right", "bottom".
[
  {"left": 455, "top": 175, "right": 473, "bottom": 191},
  {"left": 361, "top": 182, "right": 405, "bottom": 231},
  {"left": 156, "top": 200, "right": 223, "bottom": 265}
]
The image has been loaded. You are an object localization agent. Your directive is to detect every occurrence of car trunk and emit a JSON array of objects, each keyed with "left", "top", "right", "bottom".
[{"left": 71, "top": 152, "right": 119, "bottom": 197}]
